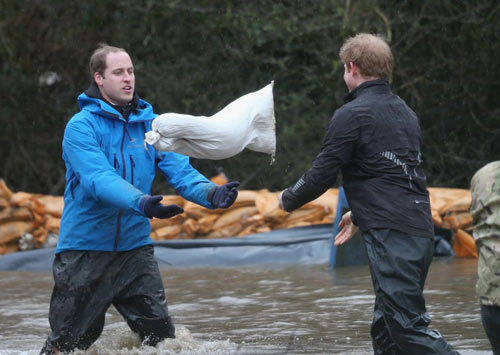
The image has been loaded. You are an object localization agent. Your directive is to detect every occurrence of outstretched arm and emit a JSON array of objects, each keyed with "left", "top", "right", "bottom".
[{"left": 278, "top": 109, "right": 359, "bottom": 212}]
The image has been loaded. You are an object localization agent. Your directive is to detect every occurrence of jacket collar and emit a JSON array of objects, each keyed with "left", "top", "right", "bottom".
[
  {"left": 78, "top": 83, "right": 154, "bottom": 122},
  {"left": 84, "top": 82, "right": 140, "bottom": 120},
  {"left": 344, "top": 79, "right": 389, "bottom": 103}
]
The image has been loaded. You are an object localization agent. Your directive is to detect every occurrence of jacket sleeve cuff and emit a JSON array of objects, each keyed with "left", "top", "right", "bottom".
[
  {"left": 351, "top": 211, "right": 358, "bottom": 226},
  {"left": 138, "top": 195, "right": 149, "bottom": 216},
  {"left": 207, "top": 185, "right": 217, "bottom": 204},
  {"left": 282, "top": 176, "right": 327, "bottom": 212}
]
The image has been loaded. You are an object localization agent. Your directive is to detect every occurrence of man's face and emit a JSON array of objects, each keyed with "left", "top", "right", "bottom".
[{"left": 94, "top": 51, "right": 135, "bottom": 106}]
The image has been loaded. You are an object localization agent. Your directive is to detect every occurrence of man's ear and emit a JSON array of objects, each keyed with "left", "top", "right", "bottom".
[
  {"left": 349, "top": 62, "right": 358, "bottom": 76},
  {"left": 94, "top": 72, "right": 103, "bottom": 87}
]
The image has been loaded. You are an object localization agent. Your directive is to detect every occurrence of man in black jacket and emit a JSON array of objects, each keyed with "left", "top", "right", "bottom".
[{"left": 278, "top": 33, "right": 458, "bottom": 354}]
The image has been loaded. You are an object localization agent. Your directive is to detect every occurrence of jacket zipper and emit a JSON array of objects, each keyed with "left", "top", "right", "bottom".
[
  {"left": 113, "top": 123, "right": 128, "bottom": 251},
  {"left": 414, "top": 200, "right": 430, "bottom": 204}
]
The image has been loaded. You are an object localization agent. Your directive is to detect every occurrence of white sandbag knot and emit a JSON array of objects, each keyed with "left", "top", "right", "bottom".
[{"left": 144, "top": 130, "right": 161, "bottom": 145}]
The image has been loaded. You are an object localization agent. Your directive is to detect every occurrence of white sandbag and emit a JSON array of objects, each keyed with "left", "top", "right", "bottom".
[{"left": 144, "top": 82, "right": 275, "bottom": 161}]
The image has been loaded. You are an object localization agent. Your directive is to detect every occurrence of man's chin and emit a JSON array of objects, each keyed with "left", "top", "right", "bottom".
[{"left": 116, "top": 95, "right": 133, "bottom": 105}]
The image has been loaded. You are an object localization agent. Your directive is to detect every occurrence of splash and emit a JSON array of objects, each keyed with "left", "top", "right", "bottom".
[{"left": 71, "top": 325, "right": 239, "bottom": 355}]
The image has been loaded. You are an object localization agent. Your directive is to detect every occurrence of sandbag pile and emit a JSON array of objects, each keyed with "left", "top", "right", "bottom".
[
  {"left": 0, "top": 177, "right": 337, "bottom": 255},
  {"left": 151, "top": 188, "right": 338, "bottom": 240},
  {"left": 428, "top": 187, "right": 477, "bottom": 257},
  {"left": 0, "top": 179, "right": 63, "bottom": 255},
  {"left": 0, "top": 178, "right": 477, "bottom": 257}
]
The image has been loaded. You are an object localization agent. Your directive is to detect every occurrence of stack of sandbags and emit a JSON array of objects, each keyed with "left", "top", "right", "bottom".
[
  {"left": 0, "top": 178, "right": 479, "bottom": 258},
  {"left": 149, "top": 172, "right": 337, "bottom": 240},
  {"left": 428, "top": 187, "right": 476, "bottom": 257},
  {"left": 150, "top": 188, "right": 337, "bottom": 240},
  {"left": 0, "top": 177, "right": 338, "bottom": 254},
  {"left": 0, "top": 179, "right": 64, "bottom": 254}
]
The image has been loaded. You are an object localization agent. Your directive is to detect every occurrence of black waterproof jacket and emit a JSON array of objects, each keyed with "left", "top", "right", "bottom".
[{"left": 282, "top": 79, "right": 434, "bottom": 238}]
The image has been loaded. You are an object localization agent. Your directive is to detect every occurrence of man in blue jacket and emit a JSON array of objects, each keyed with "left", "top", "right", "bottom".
[
  {"left": 278, "top": 34, "right": 458, "bottom": 354},
  {"left": 40, "top": 44, "right": 239, "bottom": 354}
]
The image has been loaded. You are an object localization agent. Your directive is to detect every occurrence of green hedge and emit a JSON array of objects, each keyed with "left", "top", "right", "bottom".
[{"left": 1, "top": 0, "right": 498, "bottom": 194}]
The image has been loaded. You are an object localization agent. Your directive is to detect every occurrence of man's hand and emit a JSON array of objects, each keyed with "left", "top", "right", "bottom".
[
  {"left": 334, "top": 211, "right": 359, "bottom": 246},
  {"left": 141, "top": 195, "right": 184, "bottom": 219},
  {"left": 210, "top": 181, "right": 240, "bottom": 208}
]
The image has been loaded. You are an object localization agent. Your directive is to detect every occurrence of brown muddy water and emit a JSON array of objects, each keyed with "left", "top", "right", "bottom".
[{"left": 0, "top": 257, "right": 492, "bottom": 354}]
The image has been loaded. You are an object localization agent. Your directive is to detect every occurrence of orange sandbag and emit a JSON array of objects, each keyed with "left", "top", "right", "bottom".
[
  {"left": 237, "top": 221, "right": 271, "bottom": 237},
  {"left": 427, "top": 187, "right": 470, "bottom": 214},
  {"left": 237, "top": 225, "right": 259, "bottom": 237},
  {"left": 150, "top": 215, "right": 184, "bottom": 231},
  {"left": 439, "top": 194, "right": 471, "bottom": 215},
  {"left": 197, "top": 214, "right": 220, "bottom": 235},
  {"left": 182, "top": 218, "right": 199, "bottom": 235},
  {"left": 276, "top": 207, "right": 326, "bottom": 229},
  {"left": 432, "top": 209, "right": 443, "bottom": 227},
  {"left": 0, "top": 206, "right": 33, "bottom": 224},
  {"left": 254, "top": 191, "right": 287, "bottom": 222},
  {"left": 9, "top": 191, "right": 34, "bottom": 207},
  {"left": 185, "top": 207, "right": 214, "bottom": 219},
  {"left": 0, "top": 240, "right": 20, "bottom": 255},
  {"left": 303, "top": 188, "right": 338, "bottom": 217},
  {"left": 206, "top": 223, "right": 245, "bottom": 239},
  {"left": 212, "top": 206, "right": 258, "bottom": 230},
  {"left": 442, "top": 212, "right": 473, "bottom": 231},
  {"left": 152, "top": 225, "right": 183, "bottom": 240},
  {"left": 231, "top": 190, "right": 259, "bottom": 209},
  {"left": 36, "top": 195, "right": 64, "bottom": 218},
  {"left": 161, "top": 195, "right": 186, "bottom": 207},
  {"left": 210, "top": 172, "right": 229, "bottom": 185},
  {"left": 453, "top": 229, "right": 478, "bottom": 258},
  {"left": 44, "top": 216, "right": 61, "bottom": 235},
  {"left": 0, "top": 197, "right": 8, "bottom": 210},
  {"left": 33, "top": 227, "right": 49, "bottom": 246},
  {"left": 0, "top": 179, "right": 13, "bottom": 199},
  {"left": 0, "top": 221, "right": 33, "bottom": 244},
  {"left": 235, "top": 215, "right": 266, "bottom": 236}
]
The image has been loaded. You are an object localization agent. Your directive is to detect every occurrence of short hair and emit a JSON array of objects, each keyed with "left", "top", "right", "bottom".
[
  {"left": 339, "top": 33, "right": 393, "bottom": 79},
  {"left": 89, "top": 43, "right": 127, "bottom": 80}
]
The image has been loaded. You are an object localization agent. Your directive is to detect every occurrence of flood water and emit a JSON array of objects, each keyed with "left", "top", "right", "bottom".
[{"left": 0, "top": 257, "right": 492, "bottom": 354}]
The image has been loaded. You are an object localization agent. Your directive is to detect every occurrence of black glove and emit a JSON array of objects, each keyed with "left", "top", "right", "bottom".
[
  {"left": 209, "top": 181, "right": 240, "bottom": 208},
  {"left": 141, "top": 195, "right": 184, "bottom": 219}
]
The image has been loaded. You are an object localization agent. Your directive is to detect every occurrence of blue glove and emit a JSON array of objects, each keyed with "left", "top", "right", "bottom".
[
  {"left": 209, "top": 181, "right": 240, "bottom": 208},
  {"left": 141, "top": 195, "right": 184, "bottom": 219}
]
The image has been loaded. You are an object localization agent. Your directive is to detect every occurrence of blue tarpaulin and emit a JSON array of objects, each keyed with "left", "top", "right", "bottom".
[{"left": 0, "top": 224, "right": 335, "bottom": 271}]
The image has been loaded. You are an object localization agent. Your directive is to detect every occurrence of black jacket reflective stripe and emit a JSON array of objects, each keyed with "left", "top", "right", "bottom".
[{"left": 282, "top": 79, "right": 434, "bottom": 238}]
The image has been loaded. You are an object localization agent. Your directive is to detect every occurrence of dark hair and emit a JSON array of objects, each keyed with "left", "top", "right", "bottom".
[
  {"left": 339, "top": 33, "right": 393, "bottom": 79},
  {"left": 89, "top": 43, "right": 127, "bottom": 81}
]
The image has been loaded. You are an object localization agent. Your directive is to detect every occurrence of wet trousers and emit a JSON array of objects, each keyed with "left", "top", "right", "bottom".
[
  {"left": 481, "top": 305, "right": 500, "bottom": 354},
  {"left": 40, "top": 245, "right": 174, "bottom": 354},
  {"left": 363, "top": 229, "right": 459, "bottom": 355}
]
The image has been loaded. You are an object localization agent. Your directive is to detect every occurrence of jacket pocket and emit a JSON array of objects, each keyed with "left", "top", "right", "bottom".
[
  {"left": 129, "top": 155, "right": 136, "bottom": 185},
  {"left": 113, "top": 153, "right": 120, "bottom": 170},
  {"left": 69, "top": 179, "right": 80, "bottom": 200}
]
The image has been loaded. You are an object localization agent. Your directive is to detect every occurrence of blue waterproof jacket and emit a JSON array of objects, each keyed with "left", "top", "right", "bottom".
[{"left": 57, "top": 93, "right": 216, "bottom": 253}]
